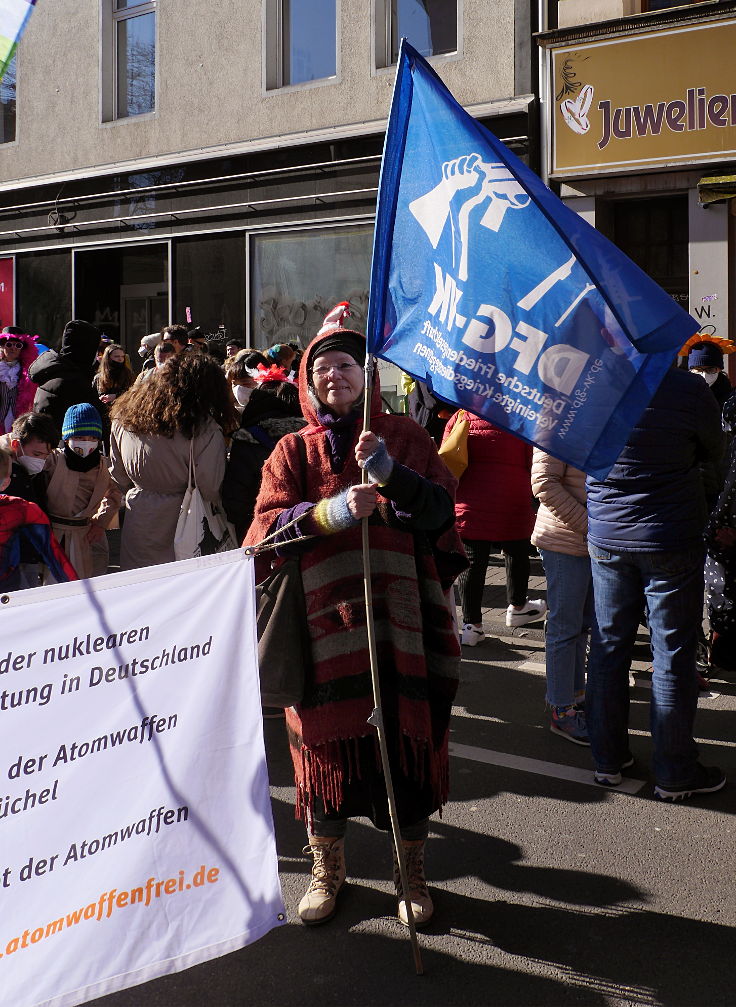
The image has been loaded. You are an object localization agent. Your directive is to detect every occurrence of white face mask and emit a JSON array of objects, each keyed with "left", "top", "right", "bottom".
[
  {"left": 67, "top": 439, "right": 99, "bottom": 458},
  {"left": 17, "top": 453, "right": 46, "bottom": 475},
  {"left": 693, "top": 370, "right": 719, "bottom": 387},
  {"left": 233, "top": 384, "right": 253, "bottom": 406},
  {"left": 137, "top": 345, "right": 150, "bottom": 359}
]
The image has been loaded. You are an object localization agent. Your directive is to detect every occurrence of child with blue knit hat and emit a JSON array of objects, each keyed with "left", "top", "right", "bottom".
[{"left": 36, "top": 402, "right": 121, "bottom": 579}]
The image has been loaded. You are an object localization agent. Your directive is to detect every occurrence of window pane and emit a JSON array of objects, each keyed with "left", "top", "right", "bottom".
[
  {"left": 175, "top": 234, "right": 246, "bottom": 345},
  {"left": 250, "top": 225, "right": 372, "bottom": 348},
  {"left": 391, "top": 0, "right": 457, "bottom": 63},
  {"left": 16, "top": 250, "right": 72, "bottom": 347},
  {"left": 117, "top": 12, "right": 155, "bottom": 118},
  {"left": 116, "top": 1, "right": 150, "bottom": 9},
  {"left": 283, "top": 0, "right": 336, "bottom": 86},
  {"left": 0, "top": 53, "right": 16, "bottom": 144},
  {"left": 612, "top": 196, "right": 688, "bottom": 309}
]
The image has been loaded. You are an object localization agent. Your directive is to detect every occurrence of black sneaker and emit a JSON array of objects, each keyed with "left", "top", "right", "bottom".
[
  {"left": 654, "top": 764, "right": 726, "bottom": 802},
  {"left": 594, "top": 755, "right": 635, "bottom": 787}
]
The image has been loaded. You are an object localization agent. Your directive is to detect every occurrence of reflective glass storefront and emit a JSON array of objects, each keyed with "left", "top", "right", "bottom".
[
  {"left": 249, "top": 224, "right": 373, "bottom": 348},
  {"left": 14, "top": 221, "right": 374, "bottom": 360},
  {"left": 16, "top": 250, "right": 72, "bottom": 346}
]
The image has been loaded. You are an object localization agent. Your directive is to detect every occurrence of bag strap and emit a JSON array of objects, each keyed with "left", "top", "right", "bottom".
[
  {"left": 247, "top": 424, "right": 278, "bottom": 452},
  {"left": 187, "top": 438, "right": 197, "bottom": 492}
]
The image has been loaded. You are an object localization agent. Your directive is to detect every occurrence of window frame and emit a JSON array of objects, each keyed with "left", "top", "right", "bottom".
[
  {"left": 101, "top": 0, "right": 157, "bottom": 124},
  {"left": 373, "top": 0, "right": 462, "bottom": 72},
  {"left": 639, "top": 1, "right": 709, "bottom": 10},
  {"left": 263, "top": 0, "right": 340, "bottom": 94}
]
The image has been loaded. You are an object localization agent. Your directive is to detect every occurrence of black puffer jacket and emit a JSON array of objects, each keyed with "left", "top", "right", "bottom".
[
  {"left": 586, "top": 367, "right": 724, "bottom": 552},
  {"left": 222, "top": 387, "right": 305, "bottom": 542},
  {"left": 29, "top": 320, "right": 105, "bottom": 432}
]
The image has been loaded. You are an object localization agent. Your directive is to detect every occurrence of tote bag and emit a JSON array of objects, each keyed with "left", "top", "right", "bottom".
[
  {"left": 438, "top": 410, "right": 470, "bottom": 480},
  {"left": 174, "top": 439, "right": 238, "bottom": 561}
]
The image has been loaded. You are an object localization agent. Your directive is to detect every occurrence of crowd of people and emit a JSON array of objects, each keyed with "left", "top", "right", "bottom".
[{"left": 0, "top": 311, "right": 733, "bottom": 931}]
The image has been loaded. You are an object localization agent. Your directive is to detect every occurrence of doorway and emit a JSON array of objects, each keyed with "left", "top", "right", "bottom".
[
  {"left": 74, "top": 243, "right": 169, "bottom": 365},
  {"left": 120, "top": 283, "right": 169, "bottom": 350}
]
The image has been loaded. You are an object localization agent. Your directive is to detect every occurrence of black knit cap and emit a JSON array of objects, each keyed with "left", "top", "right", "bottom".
[{"left": 308, "top": 329, "right": 366, "bottom": 375}]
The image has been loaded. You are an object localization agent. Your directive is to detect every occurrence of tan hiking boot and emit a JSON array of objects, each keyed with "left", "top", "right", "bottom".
[
  {"left": 393, "top": 839, "right": 433, "bottom": 927},
  {"left": 298, "top": 836, "right": 346, "bottom": 925}
]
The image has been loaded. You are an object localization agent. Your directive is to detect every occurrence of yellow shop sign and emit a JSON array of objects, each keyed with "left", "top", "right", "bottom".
[{"left": 550, "top": 19, "right": 736, "bottom": 176}]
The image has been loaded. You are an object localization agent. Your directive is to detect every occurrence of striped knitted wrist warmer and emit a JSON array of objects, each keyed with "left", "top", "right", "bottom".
[
  {"left": 362, "top": 439, "right": 394, "bottom": 486},
  {"left": 312, "top": 490, "right": 359, "bottom": 535}
]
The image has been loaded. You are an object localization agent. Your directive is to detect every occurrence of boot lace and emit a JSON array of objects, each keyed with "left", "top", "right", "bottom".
[
  {"left": 303, "top": 843, "right": 341, "bottom": 897},
  {"left": 394, "top": 844, "right": 428, "bottom": 898}
]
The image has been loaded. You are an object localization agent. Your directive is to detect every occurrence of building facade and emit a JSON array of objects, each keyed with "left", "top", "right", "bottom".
[
  {"left": 0, "top": 0, "right": 538, "bottom": 394},
  {"left": 539, "top": 0, "right": 736, "bottom": 373}
]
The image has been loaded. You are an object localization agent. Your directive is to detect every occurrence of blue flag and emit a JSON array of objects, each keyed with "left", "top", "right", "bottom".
[
  {"left": 367, "top": 42, "right": 699, "bottom": 478},
  {"left": 0, "top": 0, "right": 36, "bottom": 81}
]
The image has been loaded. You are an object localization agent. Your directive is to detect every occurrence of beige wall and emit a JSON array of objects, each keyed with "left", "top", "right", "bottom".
[
  {"left": 0, "top": 0, "right": 517, "bottom": 185},
  {"left": 557, "top": 0, "right": 639, "bottom": 28}
]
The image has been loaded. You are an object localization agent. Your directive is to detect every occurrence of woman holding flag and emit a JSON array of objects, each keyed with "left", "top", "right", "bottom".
[{"left": 245, "top": 307, "right": 466, "bottom": 928}]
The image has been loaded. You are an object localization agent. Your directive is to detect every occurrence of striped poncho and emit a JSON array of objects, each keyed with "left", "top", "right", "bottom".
[{"left": 245, "top": 331, "right": 466, "bottom": 826}]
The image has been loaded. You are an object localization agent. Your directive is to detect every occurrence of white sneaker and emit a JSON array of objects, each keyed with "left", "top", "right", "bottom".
[
  {"left": 506, "top": 599, "right": 547, "bottom": 628},
  {"left": 460, "top": 623, "right": 485, "bottom": 646}
]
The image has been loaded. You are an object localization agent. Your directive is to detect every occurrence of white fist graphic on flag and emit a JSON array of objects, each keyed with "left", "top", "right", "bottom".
[{"left": 409, "top": 154, "right": 531, "bottom": 281}]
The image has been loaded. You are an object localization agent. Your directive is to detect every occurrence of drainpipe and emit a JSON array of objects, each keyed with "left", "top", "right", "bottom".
[{"left": 538, "top": 0, "right": 550, "bottom": 185}]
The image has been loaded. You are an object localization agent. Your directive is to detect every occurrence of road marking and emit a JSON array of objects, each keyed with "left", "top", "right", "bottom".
[
  {"left": 518, "top": 659, "right": 652, "bottom": 674},
  {"left": 450, "top": 742, "right": 647, "bottom": 795},
  {"left": 516, "top": 661, "right": 723, "bottom": 701}
]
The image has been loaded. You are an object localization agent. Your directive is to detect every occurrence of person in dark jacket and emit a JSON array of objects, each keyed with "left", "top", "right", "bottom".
[
  {"left": 685, "top": 338, "right": 733, "bottom": 508},
  {"left": 585, "top": 365, "right": 725, "bottom": 801},
  {"left": 222, "top": 376, "right": 305, "bottom": 542},
  {"left": 28, "top": 320, "right": 105, "bottom": 433}
]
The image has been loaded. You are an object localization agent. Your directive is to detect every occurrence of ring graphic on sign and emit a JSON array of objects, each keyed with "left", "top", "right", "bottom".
[{"left": 560, "top": 84, "right": 594, "bottom": 135}]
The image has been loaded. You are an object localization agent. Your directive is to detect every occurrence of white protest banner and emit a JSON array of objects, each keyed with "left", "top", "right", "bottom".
[{"left": 0, "top": 550, "right": 285, "bottom": 1007}]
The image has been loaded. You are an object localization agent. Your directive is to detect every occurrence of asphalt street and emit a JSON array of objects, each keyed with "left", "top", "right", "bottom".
[{"left": 90, "top": 552, "right": 736, "bottom": 1007}]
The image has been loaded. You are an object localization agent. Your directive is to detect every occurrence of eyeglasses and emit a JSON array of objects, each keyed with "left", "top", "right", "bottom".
[
  {"left": 1, "top": 339, "right": 23, "bottom": 349},
  {"left": 158, "top": 345, "right": 175, "bottom": 354},
  {"left": 312, "top": 362, "right": 360, "bottom": 378}
]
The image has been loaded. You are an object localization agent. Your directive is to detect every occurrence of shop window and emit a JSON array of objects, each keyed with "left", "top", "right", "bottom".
[
  {"left": 249, "top": 224, "right": 373, "bottom": 348},
  {"left": 16, "top": 251, "right": 72, "bottom": 348},
  {"left": 102, "top": 0, "right": 156, "bottom": 121},
  {"left": 375, "top": 0, "right": 458, "bottom": 68},
  {"left": 265, "top": 0, "right": 337, "bottom": 90},
  {"left": 0, "top": 53, "right": 16, "bottom": 144},
  {"left": 611, "top": 195, "right": 688, "bottom": 310},
  {"left": 174, "top": 234, "right": 246, "bottom": 345}
]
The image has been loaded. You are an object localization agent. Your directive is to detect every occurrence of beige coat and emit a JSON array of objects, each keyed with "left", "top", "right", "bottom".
[
  {"left": 110, "top": 418, "right": 226, "bottom": 571},
  {"left": 43, "top": 450, "right": 122, "bottom": 578},
  {"left": 530, "top": 449, "right": 588, "bottom": 557}
]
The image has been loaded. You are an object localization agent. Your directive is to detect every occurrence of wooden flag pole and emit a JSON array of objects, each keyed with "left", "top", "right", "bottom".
[{"left": 360, "top": 354, "right": 424, "bottom": 976}]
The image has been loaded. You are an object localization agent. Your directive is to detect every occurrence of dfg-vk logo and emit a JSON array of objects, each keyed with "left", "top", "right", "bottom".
[{"left": 407, "top": 153, "right": 595, "bottom": 398}]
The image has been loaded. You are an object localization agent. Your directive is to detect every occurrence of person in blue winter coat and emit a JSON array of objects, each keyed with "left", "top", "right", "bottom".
[{"left": 585, "top": 364, "right": 724, "bottom": 802}]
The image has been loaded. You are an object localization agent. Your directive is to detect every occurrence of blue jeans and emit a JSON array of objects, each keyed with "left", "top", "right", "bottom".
[
  {"left": 586, "top": 544, "right": 702, "bottom": 788},
  {"left": 540, "top": 549, "right": 594, "bottom": 708}
]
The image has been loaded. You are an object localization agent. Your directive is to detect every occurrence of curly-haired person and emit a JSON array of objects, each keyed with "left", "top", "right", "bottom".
[{"left": 109, "top": 352, "right": 236, "bottom": 570}]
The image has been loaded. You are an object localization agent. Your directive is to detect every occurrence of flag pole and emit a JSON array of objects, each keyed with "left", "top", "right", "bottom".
[{"left": 361, "top": 353, "right": 424, "bottom": 976}]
